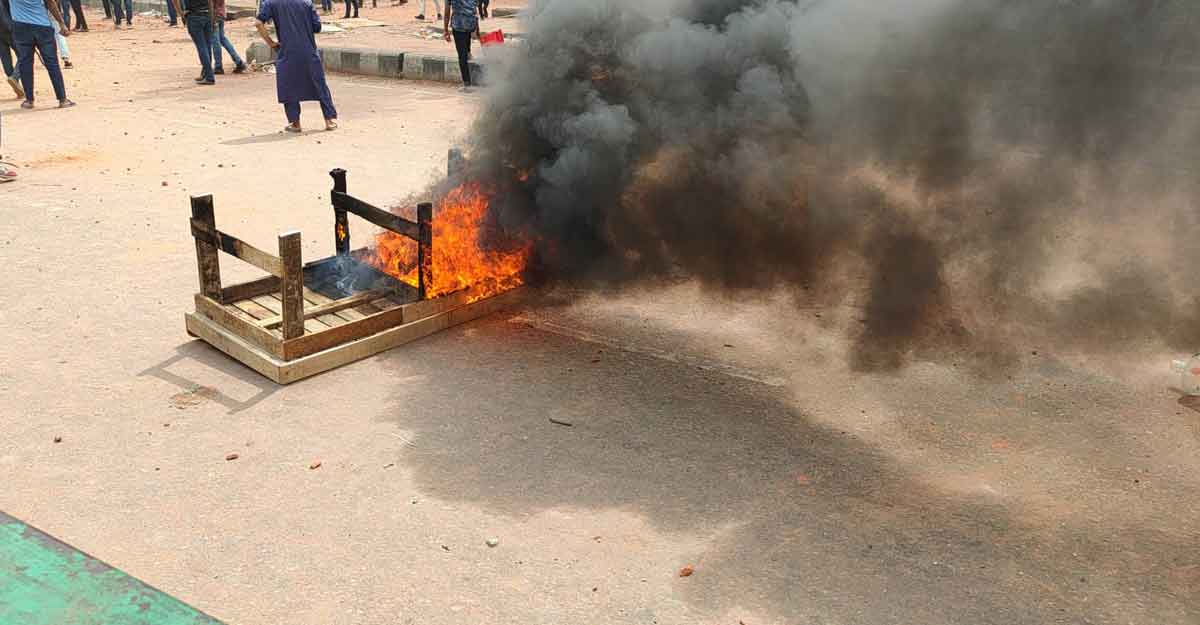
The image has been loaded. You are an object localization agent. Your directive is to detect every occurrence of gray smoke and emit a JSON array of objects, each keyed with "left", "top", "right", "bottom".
[{"left": 462, "top": 0, "right": 1200, "bottom": 369}]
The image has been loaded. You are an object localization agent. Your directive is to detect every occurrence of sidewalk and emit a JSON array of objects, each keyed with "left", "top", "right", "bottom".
[{"left": 245, "top": 4, "right": 521, "bottom": 84}]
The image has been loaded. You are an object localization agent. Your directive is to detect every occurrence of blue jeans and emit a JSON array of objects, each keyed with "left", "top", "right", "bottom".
[
  {"left": 211, "top": 19, "right": 242, "bottom": 70},
  {"left": 112, "top": 0, "right": 133, "bottom": 24},
  {"left": 166, "top": 0, "right": 178, "bottom": 25},
  {"left": 186, "top": 14, "right": 214, "bottom": 81},
  {"left": 11, "top": 22, "right": 66, "bottom": 102}
]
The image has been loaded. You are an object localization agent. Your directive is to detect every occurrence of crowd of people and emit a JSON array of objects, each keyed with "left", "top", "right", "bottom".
[{"left": 0, "top": 0, "right": 492, "bottom": 159}]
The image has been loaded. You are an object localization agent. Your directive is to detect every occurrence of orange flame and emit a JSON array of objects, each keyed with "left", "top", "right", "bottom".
[{"left": 366, "top": 183, "right": 530, "bottom": 301}]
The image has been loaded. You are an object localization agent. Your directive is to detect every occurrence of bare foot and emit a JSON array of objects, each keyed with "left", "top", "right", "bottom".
[{"left": 325, "top": 119, "right": 338, "bottom": 131}]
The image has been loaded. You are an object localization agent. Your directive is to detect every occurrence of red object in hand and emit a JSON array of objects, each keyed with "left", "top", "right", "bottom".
[{"left": 480, "top": 29, "right": 504, "bottom": 46}]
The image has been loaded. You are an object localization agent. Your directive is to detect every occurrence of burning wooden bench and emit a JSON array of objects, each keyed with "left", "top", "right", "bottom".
[{"left": 184, "top": 168, "right": 524, "bottom": 384}]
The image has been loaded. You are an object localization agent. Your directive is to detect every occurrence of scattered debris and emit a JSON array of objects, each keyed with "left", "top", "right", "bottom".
[
  {"left": 548, "top": 418, "right": 573, "bottom": 427},
  {"left": 161, "top": 181, "right": 168, "bottom": 186},
  {"left": 590, "top": 358, "right": 601, "bottom": 363},
  {"left": 486, "top": 538, "right": 499, "bottom": 548},
  {"left": 441, "top": 545, "right": 451, "bottom": 551},
  {"left": 724, "top": 343, "right": 734, "bottom": 348},
  {"left": 52, "top": 436, "right": 62, "bottom": 443},
  {"left": 383, "top": 463, "right": 395, "bottom": 469},
  {"left": 225, "top": 453, "right": 239, "bottom": 461},
  {"left": 679, "top": 565, "right": 695, "bottom": 577},
  {"left": 309, "top": 461, "right": 322, "bottom": 470}
]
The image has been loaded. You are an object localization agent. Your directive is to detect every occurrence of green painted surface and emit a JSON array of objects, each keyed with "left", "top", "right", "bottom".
[{"left": 0, "top": 512, "right": 224, "bottom": 625}]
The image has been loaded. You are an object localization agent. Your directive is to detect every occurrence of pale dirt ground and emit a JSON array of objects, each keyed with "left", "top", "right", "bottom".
[{"left": 1, "top": 11, "right": 1199, "bottom": 625}]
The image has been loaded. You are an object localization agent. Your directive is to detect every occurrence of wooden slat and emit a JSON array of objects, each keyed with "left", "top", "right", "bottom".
[
  {"left": 277, "top": 287, "right": 526, "bottom": 381},
  {"left": 193, "top": 294, "right": 284, "bottom": 358},
  {"left": 370, "top": 297, "right": 402, "bottom": 311},
  {"left": 330, "top": 169, "right": 351, "bottom": 256},
  {"left": 417, "top": 202, "right": 433, "bottom": 300},
  {"left": 231, "top": 300, "right": 275, "bottom": 320},
  {"left": 185, "top": 313, "right": 283, "bottom": 384},
  {"left": 190, "top": 195, "right": 222, "bottom": 301},
  {"left": 402, "top": 289, "right": 471, "bottom": 324},
  {"left": 259, "top": 294, "right": 325, "bottom": 333},
  {"left": 252, "top": 295, "right": 283, "bottom": 314},
  {"left": 331, "top": 191, "right": 420, "bottom": 241},
  {"left": 255, "top": 289, "right": 391, "bottom": 329},
  {"left": 221, "top": 276, "right": 280, "bottom": 303},
  {"left": 278, "top": 231, "right": 305, "bottom": 340},
  {"left": 191, "top": 220, "right": 285, "bottom": 277}
]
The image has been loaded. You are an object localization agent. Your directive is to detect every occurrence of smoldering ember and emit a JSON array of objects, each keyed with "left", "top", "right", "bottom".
[{"left": 1, "top": 1, "right": 1197, "bottom": 624}]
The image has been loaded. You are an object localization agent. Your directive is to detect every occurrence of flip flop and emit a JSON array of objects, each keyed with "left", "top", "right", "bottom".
[
  {"left": 324, "top": 120, "right": 338, "bottom": 131},
  {"left": 284, "top": 125, "right": 302, "bottom": 133},
  {"left": 0, "top": 162, "right": 17, "bottom": 182}
]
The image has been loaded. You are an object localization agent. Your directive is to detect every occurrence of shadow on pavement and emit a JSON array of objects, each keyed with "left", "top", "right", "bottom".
[{"left": 376, "top": 313, "right": 1199, "bottom": 625}]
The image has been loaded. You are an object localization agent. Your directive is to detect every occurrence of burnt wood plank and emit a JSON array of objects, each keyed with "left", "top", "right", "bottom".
[
  {"left": 190, "top": 195, "right": 222, "bottom": 301},
  {"left": 417, "top": 202, "right": 433, "bottom": 300},
  {"left": 190, "top": 220, "right": 285, "bottom": 277},
  {"left": 221, "top": 276, "right": 281, "bottom": 303},
  {"left": 331, "top": 191, "right": 420, "bottom": 241},
  {"left": 330, "top": 169, "right": 350, "bottom": 256}
]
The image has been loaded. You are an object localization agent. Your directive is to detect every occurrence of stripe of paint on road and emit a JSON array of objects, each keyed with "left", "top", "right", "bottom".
[{"left": 0, "top": 511, "right": 224, "bottom": 625}]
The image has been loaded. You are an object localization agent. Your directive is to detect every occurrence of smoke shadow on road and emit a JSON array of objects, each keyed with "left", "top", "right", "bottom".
[{"left": 375, "top": 313, "right": 1199, "bottom": 625}]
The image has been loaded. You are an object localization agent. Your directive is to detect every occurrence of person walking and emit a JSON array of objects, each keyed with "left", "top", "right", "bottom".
[
  {"left": 341, "top": 0, "right": 357, "bottom": 18},
  {"left": 442, "top": 0, "right": 477, "bottom": 91},
  {"left": 10, "top": 0, "right": 73, "bottom": 108},
  {"left": 164, "top": 0, "right": 178, "bottom": 26},
  {"left": 171, "top": 0, "right": 214, "bottom": 83},
  {"left": 254, "top": 0, "right": 337, "bottom": 132},
  {"left": 100, "top": 0, "right": 111, "bottom": 20},
  {"left": 58, "top": 0, "right": 83, "bottom": 30},
  {"left": 211, "top": 0, "right": 245, "bottom": 74},
  {"left": 0, "top": 0, "right": 24, "bottom": 98},
  {"left": 414, "top": 0, "right": 438, "bottom": 21},
  {"left": 110, "top": 0, "right": 131, "bottom": 27}
]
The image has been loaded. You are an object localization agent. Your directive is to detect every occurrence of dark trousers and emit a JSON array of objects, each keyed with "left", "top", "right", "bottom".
[
  {"left": 0, "top": 35, "right": 14, "bottom": 78},
  {"left": 12, "top": 22, "right": 66, "bottom": 102},
  {"left": 320, "top": 0, "right": 330, "bottom": 11},
  {"left": 60, "top": 0, "right": 87, "bottom": 29},
  {"left": 166, "top": 0, "right": 177, "bottom": 24},
  {"left": 342, "top": 0, "right": 358, "bottom": 18},
  {"left": 101, "top": 0, "right": 112, "bottom": 17},
  {"left": 185, "top": 14, "right": 214, "bottom": 81},
  {"left": 283, "top": 99, "right": 337, "bottom": 124},
  {"left": 111, "top": 0, "right": 133, "bottom": 24},
  {"left": 452, "top": 28, "right": 472, "bottom": 86}
]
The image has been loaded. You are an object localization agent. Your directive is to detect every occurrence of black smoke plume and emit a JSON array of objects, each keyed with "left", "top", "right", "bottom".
[{"left": 460, "top": 0, "right": 1200, "bottom": 369}]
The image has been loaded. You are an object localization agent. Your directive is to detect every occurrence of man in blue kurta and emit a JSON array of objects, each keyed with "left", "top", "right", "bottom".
[{"left": 255, "top": 0, "right": 337, "bottom": 132}]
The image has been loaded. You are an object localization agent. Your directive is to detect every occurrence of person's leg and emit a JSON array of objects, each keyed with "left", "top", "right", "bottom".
[
  {"left": 186, "top": 16, "right": 213, "bottom": 82},
  {"left": 53, "top": 28, "right": 71, "bottom": 67},
  {"left": 111, "top": 0, "right": 124, "bottom": 25},
  {"left": 211, "top": 19, "right": 224, "bottom": 72},
  {"left": 165, "top": 0, "right": 177, "bottom": 25},
  {"left": 69, "top": 0, "right": 87, "bottom": 30},
  {"left": 60, "top": 0, "right": 71, "bottom": 29},
  {"left": 219, "top": 21, "right": 244, "bottom": 68},
  {"left": 0, "top": 38, "right": 15, "bottom": 78},
  {"left": 123, "top": 0, "right": 133, "bottom": 24},
  {"left": 452, "top": 29, "right": 471, "bottom": 86},
  {"left": 34, "top": 26, "right": 67, "bottom": 102},
  {"left": 12, "top": 24, "right": 36, "bottom": 101},
  {"left": 283, "top": 101, "right": 300, "bottom": 127},
  {"left": 102, "top": 0, "right": 112, "bottom": 18}
]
